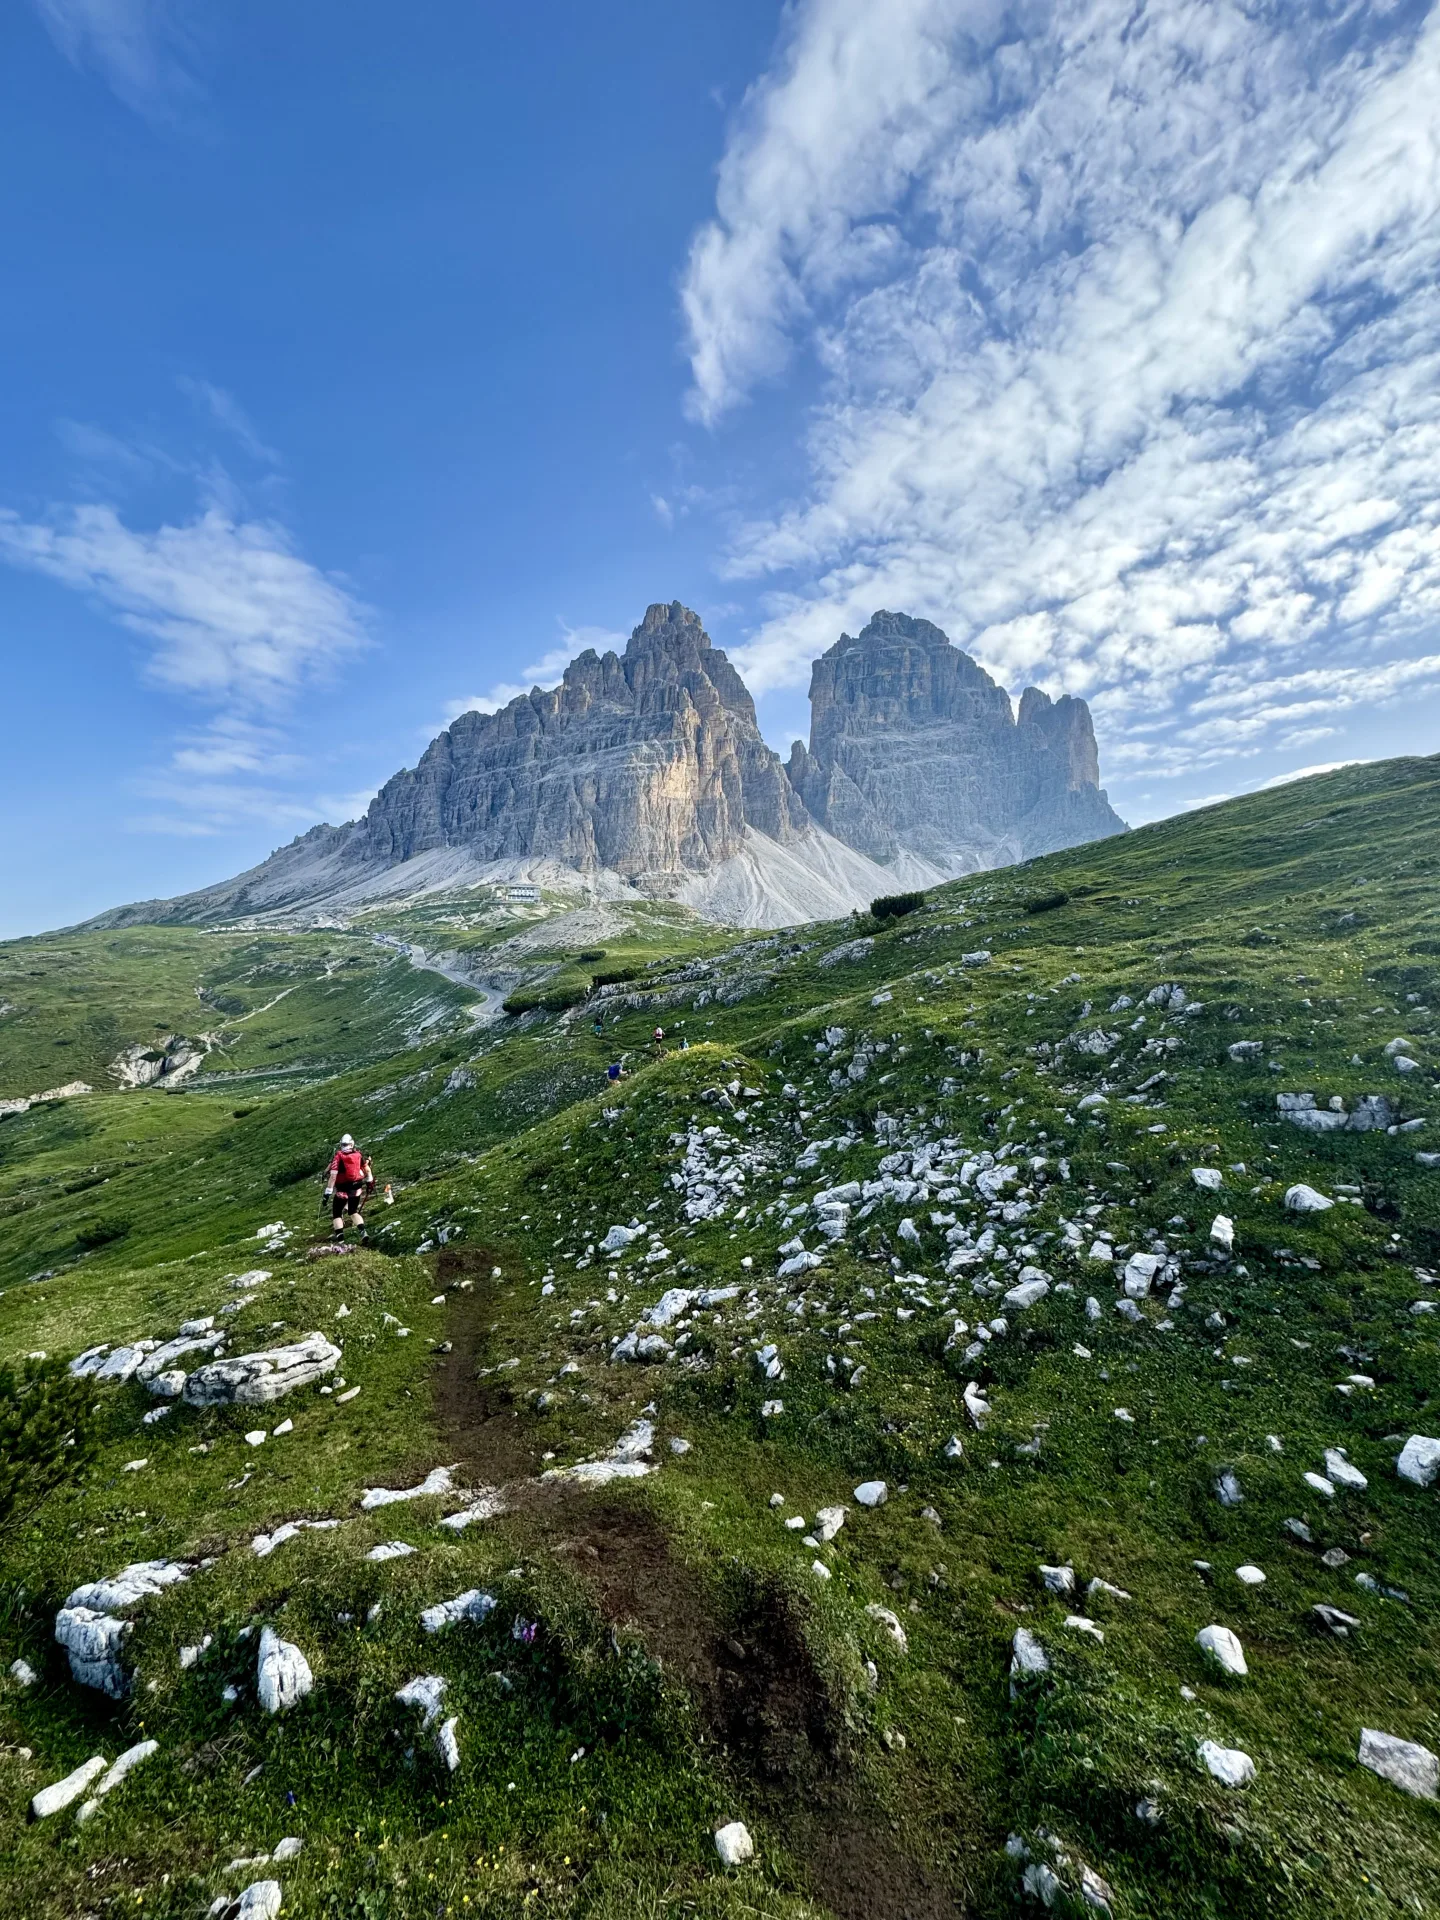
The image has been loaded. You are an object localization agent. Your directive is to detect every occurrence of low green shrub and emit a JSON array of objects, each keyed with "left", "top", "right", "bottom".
[
  {"left": 504, "top": 980, "right": 591, "bottom": 1015},
  {"left": 0, "top": 1356, "right": 99, "bottom": 1537},
  {"left": 74, "top": 1214, "right": 130, "bottom": 1250},
  {"left": 870, "top": 891, "right": 926, "bottom": 920},
  {"left": 591, "top": 964, "right": 640, "bottom": 987}
]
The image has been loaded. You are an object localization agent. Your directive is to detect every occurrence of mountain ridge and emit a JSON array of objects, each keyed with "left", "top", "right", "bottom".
[{"left": 85, "top": 601, "right": 1124, "bottom": 932}]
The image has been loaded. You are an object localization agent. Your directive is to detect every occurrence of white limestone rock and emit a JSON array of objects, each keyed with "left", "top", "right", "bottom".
[
  {"left": 714, "top": 1820, "right": 755, "bottom": 1867},
  {"left": 1190, "top": 1167, "right": 1223, "bottom": 1191},
  {"left": 183, "top": 1334, "right": 341, "bottom": 1406},
  {"left": 93, "top": 1739, "right": 159, "bottom": 1800},
  {"left": 853, "top": 1480, "right": 888, "bottom": 1508},
  {"left": 420, "top": 1590, "right": 496, "bottom": 1634},
  {"left": 256, "top": 1627, "right": 312, "bottom": 1713},
  {"left": 56, "top": 1559, "right": 194, "bottom": 1696},
  {"left": 1004, "top": 1277, "right": 1050, "bottom": 1309},
  {"left": 815, "top": 1505, "right": 847, "bottom": 1543},
  {"left": 252, "top": 1519, "right": 341, "bottom": 1558},
  {"left": 136, "top": 1332, "right": 225, "bottom": 1383},
  {"left": 435, "top": 1714, "right": 462, "bottom": 1771},
  {"left": 1284, "top": 1184, "right": 1333, "bottom": 1213},
  {"left": 1209, "top": 1214, "right": 1234, "bottom": 1252},
  {"left": 1396, "top": 1435, "right": 1440, "bottom": 1486},
  {"left": 1357, "top": 1727, "right": 1438, "bottom": 1799},
  {"left": 396, "top": 1674, "right": 448, "bottom": 1728},
  {"left": 1122, "top": 1252, "right": 1160, "bottom": 1298},
  {"left": 360, "top": 1466, "right": 456, "bottom": 1510},
  {"left": 865, "top": 1604, "right": 908, "bottom": 1652},
  {"left": 1010, "top": 1627, "right": 1049, "bottom": 1691},
  {"left": 209, "top": 1880, "right": 283, "bottom": 1920},
  {"left": 31, "top": 1755, "right": 106, "bottom": 1819},
  {"left": 1198, "top": 1740, "right": 1254, "bottom": 1787},
  {"left": 439, "top": 1489, "right": 509, "bottom": 1531},
  {"left": 1196, "top": 1624, "right": 1247, "bottom": 1677},
  {"left": 1323, "top": 1448, "right": 1368, "bottom": 1492}
]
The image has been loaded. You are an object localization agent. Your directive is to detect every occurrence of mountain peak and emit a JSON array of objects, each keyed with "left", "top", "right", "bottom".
[
  {"left": 791, "top": 608, "right": 1123, "bottom": 873},
  {"left": 629, "top": 601, "right": 710, "bottom": 651}
]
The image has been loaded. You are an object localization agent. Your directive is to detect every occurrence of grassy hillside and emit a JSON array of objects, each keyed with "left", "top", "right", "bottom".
[{"left": 0, "top": 754, "right": 1437, "bottom": 1919}]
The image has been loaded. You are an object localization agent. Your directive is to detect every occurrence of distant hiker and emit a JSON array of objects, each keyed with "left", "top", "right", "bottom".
[
  {"left": 592, "top": 1016, "right": 604, "bottom": 1037},
  {"left": 324, "top": 1133, "right": 373, "bottom": 1239},
  {"left": 606, "top": 1061, "right": 623, "bottom": 1084}
]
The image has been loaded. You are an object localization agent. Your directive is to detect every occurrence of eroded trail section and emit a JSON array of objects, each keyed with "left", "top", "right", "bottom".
[
  {"left": 430, "top": 1244, "right": 967, "bottom": 1920},
  {"left": 431, "top": 1245, "right": 541, "bottom": 1486}
]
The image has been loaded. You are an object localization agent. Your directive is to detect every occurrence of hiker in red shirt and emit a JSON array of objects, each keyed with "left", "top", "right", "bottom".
[{"left": 324, "top": 1133, "right": 373, "bottom": 1240}]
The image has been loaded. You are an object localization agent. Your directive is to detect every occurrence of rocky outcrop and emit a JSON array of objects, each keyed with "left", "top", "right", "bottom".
[
  {"left": 55, "top": 1559, "right": 195, "bottom": 1695},
  {"left": 786, "top": 611, "right": 1124, "bottom": 874},
  {"left": 182, "top": 1333, "right": 340, "bottom": 1406}
]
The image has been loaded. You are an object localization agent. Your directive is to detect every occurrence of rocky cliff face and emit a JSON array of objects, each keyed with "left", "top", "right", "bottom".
[
  {"left": 786, "top": 610, "right": 1124, "bottom": 875},
  {"left": 349, "top": 602, "right": 808, "bottom": 889}
]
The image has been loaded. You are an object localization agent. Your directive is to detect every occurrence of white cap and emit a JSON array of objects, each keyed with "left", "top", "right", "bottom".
[{"left": 339, "top": 1134, "right": 355, "bottom": 1148}]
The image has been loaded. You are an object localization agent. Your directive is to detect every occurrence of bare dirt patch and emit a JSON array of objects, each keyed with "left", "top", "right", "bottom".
[{"left": 431, "top": 1245, "right": 542, "bottom": 1485}]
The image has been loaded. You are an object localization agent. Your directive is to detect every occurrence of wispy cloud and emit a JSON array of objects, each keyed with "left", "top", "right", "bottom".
[
  {"left": 0, "top": 502, "right": 366, "bottom": 707},
  {"left": 683, "top": 0, "right": 1440, "bottom": 787},
  {"left": 177, "top": 378, "right": 282, "bottom": 466},
  {"left": 0, "top": 494, "right": 370, "bottom": 837},
  {"left": 31, "top": 0, "right": 203, "bottom": 123},
  {"left": 443, "top": 620, "right": 629, "bottom": 724}
]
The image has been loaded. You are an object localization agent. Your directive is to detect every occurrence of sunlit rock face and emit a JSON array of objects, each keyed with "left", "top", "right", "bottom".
[{"left": 352, "top": 602, "right": 809, "bottom": 888}]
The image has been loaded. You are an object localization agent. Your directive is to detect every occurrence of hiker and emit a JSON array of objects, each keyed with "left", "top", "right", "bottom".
[
  {"left": 606, "top": 1061, "right": 623, "bottom": 1085},
  {"left": 323, "top": 1133, "right": 373, "bottom": 1239}
]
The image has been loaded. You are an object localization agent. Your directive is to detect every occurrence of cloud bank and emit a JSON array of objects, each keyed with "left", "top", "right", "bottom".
[{"left": 683, "top": 0, "right": 1440, "bottom": 786}]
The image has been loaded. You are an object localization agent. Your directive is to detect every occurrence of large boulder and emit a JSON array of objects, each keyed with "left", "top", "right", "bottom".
[
  {"left": 183, "top": 1334, "right": 340, "bottom": 1406},
  {"left": 55, "top": 1560, "right": 194, "bottom": 1696},
  {"left": 256, "top": 1627, "right": 313, "bottom": 1713},
  {"left": 1358, "top": 1728, "right": 1438, "bottom": 1799},
  {"left": 1397, "top": 1435, "right": 1440, "bottom": 1487}
]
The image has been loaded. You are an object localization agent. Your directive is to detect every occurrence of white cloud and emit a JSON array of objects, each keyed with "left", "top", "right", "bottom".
[
  {"left": 30, "top": 0, "right": 202, "bottom": 122},
  {"left": 0, "top": 503, "right": 366, "bottom": 708},
  {"left": 684, "top": 0, "right": 1440, "bottom": 785},
  {"left": 1258, "top": 759, "right": 1366, "bottom": 790}
]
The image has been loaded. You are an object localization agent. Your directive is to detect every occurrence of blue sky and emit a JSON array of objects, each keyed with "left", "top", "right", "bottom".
[{"left": 4, "top": 1, "right": 1440, "bottom": 936}]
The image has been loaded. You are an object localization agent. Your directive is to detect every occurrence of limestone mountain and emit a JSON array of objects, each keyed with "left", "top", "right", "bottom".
[
  {"left": 786, "top": 610, "right": 1124, "bottom": 876},
  {"left": 354, "top": 601, "right": 808, "bottom": 882},
  {"left": 86, "top": 601, "right": 1124, "bottom": 931}
]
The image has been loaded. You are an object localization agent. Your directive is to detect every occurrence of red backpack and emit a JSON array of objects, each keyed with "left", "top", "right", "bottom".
[{"left": 334, "top": 1148, "right": 364, "bottom": 1184}]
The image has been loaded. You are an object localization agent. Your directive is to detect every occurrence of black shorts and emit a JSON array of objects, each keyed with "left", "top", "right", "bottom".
[{"left": 331, "top": 1183, "right": 366, "bottom": 1219}]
